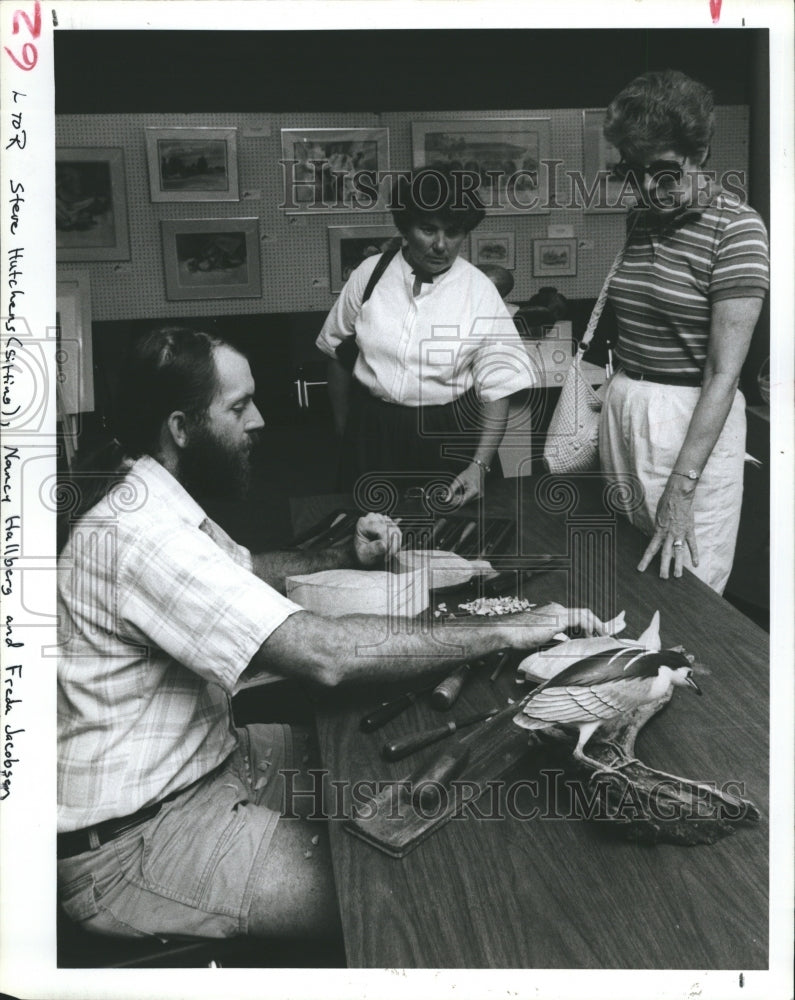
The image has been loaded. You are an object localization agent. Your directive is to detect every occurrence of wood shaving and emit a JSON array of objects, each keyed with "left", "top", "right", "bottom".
[{"left": 455, "top": 596, "right": 535, "bottom": 616}]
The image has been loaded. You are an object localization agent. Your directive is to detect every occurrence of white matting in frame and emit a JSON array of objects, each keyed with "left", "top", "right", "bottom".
[
  {"left": 161, "top": 217, "right": 262, "bottom": 299},
  {"left": 412, "top": 118, "right": 551, "bottom": 215},
  {"left": 145, "top": 126, "right": 240, "bottom": 202}
]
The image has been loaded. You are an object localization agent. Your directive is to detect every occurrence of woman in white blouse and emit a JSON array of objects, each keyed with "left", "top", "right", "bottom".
[{"left": 316, "top": 169, "right": 534, "bottom": 504}]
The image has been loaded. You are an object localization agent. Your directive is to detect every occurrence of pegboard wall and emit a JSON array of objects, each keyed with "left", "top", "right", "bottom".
[{"left": 55, "top": 106, "right": 750, "bottom": 322}]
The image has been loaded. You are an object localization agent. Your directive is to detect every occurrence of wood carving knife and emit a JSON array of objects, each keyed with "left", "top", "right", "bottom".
[{"left": 381, "top": 709, "right": 497, "bottom": 761}]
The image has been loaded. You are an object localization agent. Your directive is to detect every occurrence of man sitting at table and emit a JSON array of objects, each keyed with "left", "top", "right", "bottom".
[{"left": 57, "top": 325, "right": 604, "bottom": 944}]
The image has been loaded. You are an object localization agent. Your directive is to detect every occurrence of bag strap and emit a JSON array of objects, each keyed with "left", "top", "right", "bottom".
[
  {"left": 335, "top": 243, "right": 401, "bottom": 373},
  {"left": 361, "top": 242, "right": 401, "bottom": 305},
  {"left": 579, "top": 215, "right": 639, "bottom": 352}
]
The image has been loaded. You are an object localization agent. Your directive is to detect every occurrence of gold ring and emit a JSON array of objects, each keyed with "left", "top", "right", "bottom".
[{"left": 672, "top": 540, "right": 683, "bottom": 547}]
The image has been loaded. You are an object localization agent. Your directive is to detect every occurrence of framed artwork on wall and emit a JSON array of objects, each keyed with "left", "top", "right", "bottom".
[
  {"left": 328, "top": 225, "right": 401, "bottom": 292},
  {"left": 55, "top": 268, "right": 94, "bottom": 469},
  {"left": 145, "top": 127, "right": 240, "bottom": 202},
  {"left": 411, "top": 118, "right": 551, "bottom": 215},
  {"left": 56, "top": 148, "right": 130, "bottom": 261},
  {"left": 280, "top": 127, "right": 390, "bottom": 213},
  {"left": 161, "top": 218, "right": 262, "bottom": 300},
  {"left": 470, "top": 230, "right": 515, "bottom": 269},
  {"left": 581, "top": 109, "right": 626, "bottom": 213},
  {"left": 532, "top": 238, "right": 577, "bottom": 277}
]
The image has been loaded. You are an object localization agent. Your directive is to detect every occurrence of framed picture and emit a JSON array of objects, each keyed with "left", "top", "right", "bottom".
[
  {"left": 533, "top": 238, "right": 577, "bottom": 277},
  {"left": 56, "top": 148, "right": 130, "bottom": 261},
  {"left": 281, "top": 127, "right": 390, "bottom": 213},
  {"left": 470, "top": 231, "right": 515, "bottom": 269},
  {"left": 160, "top": 218, "right": 262, "bottom": 300},
  {"left": 55, "top": 271, "right": 95, "bottom": 423},
  {"left": 145, "top": 127, "right": 239, "bottom": 202},
  {"left": 328, "top": 225, "right": 400, "bottom": 292},
  {"left": 411, "top": 118, "right": 551, "bottom": 215},
  {"left": 581, "top": 109, "right": 625, "bottom": 213}
]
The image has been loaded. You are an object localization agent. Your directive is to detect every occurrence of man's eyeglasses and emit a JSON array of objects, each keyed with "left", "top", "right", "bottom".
[{"left": 610, "top": 158, "right": 687, "bottom": 189}]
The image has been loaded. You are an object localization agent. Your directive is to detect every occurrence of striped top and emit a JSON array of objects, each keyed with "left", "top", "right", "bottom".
[{"left": 609, "top": 188, "right": 769, "bottom": 376}]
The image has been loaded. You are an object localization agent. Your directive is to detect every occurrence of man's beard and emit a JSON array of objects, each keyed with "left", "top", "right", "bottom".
[{"left": 178, "top": 421, "right": 258, "bottom": 501}]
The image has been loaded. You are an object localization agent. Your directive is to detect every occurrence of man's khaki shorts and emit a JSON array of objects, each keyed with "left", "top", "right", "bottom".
[{"left": 58, "top": 724, "right": 295, "bottom": 939}]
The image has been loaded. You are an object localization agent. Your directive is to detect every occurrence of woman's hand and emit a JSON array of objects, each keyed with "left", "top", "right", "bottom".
[
  {"left": 637, "top": 476, "right": 699, "bottom": 580},
  {"left": 446, "top": 462, "right": 485, "bottom": 505},
  {"left": 353, "top": 513, "right": 402, "bottom": 568}
]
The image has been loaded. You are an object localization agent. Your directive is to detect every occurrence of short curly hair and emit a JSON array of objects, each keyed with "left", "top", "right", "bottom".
[
  {"left": 389, "top": 167, "right": 486, "bottom": 235},
  {"left": 603, "top": 69, "right": 715, "bottom": 162}
]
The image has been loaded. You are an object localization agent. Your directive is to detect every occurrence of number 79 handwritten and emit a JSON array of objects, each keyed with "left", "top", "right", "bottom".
[{"left": 4, "top": 1, "right": 41, "bottom": 71}]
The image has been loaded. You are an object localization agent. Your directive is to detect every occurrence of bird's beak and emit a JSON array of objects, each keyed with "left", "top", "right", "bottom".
[{"left": 686, "top": 675, "right": 702, "bottom": 695}]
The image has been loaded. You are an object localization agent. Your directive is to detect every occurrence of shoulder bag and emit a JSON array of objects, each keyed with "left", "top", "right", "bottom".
[{"left": 542, "top": 236, "right": 631, "bottom": 474}]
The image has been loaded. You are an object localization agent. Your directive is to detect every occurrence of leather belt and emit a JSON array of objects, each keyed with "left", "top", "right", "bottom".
[
  {"left": 621, "top": 368, "right": 702, "bottom": 388},
  {"left": 57, "top": 770, "right": 216, "bottom": 860}
]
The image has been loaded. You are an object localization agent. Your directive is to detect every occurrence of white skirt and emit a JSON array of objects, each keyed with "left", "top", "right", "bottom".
[{"left": 599, "top": 372, "right": 746, "bottom": 595}]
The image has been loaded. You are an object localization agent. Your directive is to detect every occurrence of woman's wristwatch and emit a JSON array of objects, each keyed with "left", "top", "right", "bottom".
[
  {"left": 671, "top": 469, "right": 700, "bottom": 481},
  {"left": 471, "top": 457, "right": 491, "bottom": 474}
]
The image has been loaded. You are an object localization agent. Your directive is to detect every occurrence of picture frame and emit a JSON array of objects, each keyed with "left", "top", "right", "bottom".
[
  {"left": 532, "top": 238, "right": 577, "bottom": 277},
  {"left": 328, "top": 225, "right": 400, "bottom": 292},
  {"left": 581, "top": 109, "right": 626, "bottom": 213},
  {"left": 160, "top": 218, "right": 262, "bottom": 300},
  {"left": 55, "top": 270, "right": 95, "bottom": 419},
  {"left": 411, "top": 118, "right": 551, "bottom": 215},
  {"left": 470, "top": 230, "right": 515, "bottom": 269},
  {"left": 56, "top": 147, "right": 130, "bottom": 261},
  {"left": 280, "top": 127, "right": 390, "bottom": 213},
  {"left": 145, "top": 126, "right": 240, "bottom": 202}
]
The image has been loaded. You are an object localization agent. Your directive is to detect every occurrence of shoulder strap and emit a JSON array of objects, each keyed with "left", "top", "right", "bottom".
[
  {"left": 361, "top": 243, "right": 401, "bottom": 305},
  {"left": 334, "top": 244, "right": 401, "bottom": 374},
  {"left": 580, "top": 214, "right": 639, "bottom": 351}
]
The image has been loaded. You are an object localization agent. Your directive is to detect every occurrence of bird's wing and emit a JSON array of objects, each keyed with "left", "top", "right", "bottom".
[
  {"left": 544, "top": 647, "right": 690, "bottom": 689},
  {"left": 520, "top": 676, "right": 656, "bottom": 725}
]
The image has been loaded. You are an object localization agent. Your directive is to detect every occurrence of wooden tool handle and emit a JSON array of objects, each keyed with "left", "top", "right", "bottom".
[
  {"left": 383, "top": 722, "right": 456, "bottom": 761},
  {"left": 430, "top": 664, "right": 471, "bottom": 710},
  {"left": 360, "top": 692, "right": 415, "bottom": 732},
  {"left": 409, "top": 746, "right": 471, "bottom": 810}
]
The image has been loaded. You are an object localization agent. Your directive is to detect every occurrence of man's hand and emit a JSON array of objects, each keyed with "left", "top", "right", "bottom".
[
  {"left": 353, "top": 513, "right": 402, "bottom": 568},
  {"left": 637, "top": 477, "right": 699, "bottom": 581},
  {"left": 500, "top": 603, "right": 606, "bottom": 651}
]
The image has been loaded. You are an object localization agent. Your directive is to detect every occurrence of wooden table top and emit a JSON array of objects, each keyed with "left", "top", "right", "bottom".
[{"left": 293, "top": 475, "right": 769, "bottom": 970}]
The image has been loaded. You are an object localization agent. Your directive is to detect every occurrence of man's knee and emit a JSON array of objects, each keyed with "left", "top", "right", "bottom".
[{"left": 246, "top": 817, "right": 340, "bottom": 940}]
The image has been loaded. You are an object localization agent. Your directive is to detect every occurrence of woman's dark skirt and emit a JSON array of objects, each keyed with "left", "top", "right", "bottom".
[{"left": 338, "top": 380, "right": 501, "bottom": 500}]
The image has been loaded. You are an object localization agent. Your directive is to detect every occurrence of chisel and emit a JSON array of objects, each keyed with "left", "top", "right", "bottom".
[
  {"left": 359, "top": 680, "right": 438, "bottom": 732},
  {"left": 381, "top": 709, "right": 497, "bottom": 761},
  {"left": 429, "top": 662, "right": 477, "bottom": 710},
  {"left": 408, "top": 744, "right": 472, "bottom": 811}
]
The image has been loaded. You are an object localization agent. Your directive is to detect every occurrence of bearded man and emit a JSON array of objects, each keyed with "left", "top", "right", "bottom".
[{"left": 57, "top": 326, "right": 603, "bottom": 946}]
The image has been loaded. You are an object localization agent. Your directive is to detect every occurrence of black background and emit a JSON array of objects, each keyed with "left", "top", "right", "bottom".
[{"left": 55, "top": 28, "right": 762, "bottom": 112}]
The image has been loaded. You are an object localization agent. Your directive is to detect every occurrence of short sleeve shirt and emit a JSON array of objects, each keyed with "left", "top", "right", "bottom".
[
  {"left": 57, "top": 456, "right": 302, "bottom": 831},
  {"left": 316, "top": 252, "right": 535, "bottom": 405},
  {"left": 609, "top": 188, "right": 769, "bottom": 376}
]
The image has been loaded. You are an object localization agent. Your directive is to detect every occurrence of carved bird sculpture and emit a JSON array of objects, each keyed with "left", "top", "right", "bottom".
[{"left": 512, "top": 646, "right": 701, "bottom": 772}]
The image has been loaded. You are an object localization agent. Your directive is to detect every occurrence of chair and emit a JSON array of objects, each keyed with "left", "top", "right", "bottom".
[{"left": 57, "top": 911, "right": 346, "bottom": 968}]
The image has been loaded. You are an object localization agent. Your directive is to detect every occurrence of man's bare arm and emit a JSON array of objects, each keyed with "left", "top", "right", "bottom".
[
  {"left": 251, "top": 512, "right": 401, "bottom": 593},
  {"left": 241, "top": 605, "right": 604, "bottom": 688}
]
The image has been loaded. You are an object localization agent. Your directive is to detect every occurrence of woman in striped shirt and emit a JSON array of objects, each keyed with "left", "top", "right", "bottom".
[{"left": 598, "top": 69, "right": 769, "bottom": 594}]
